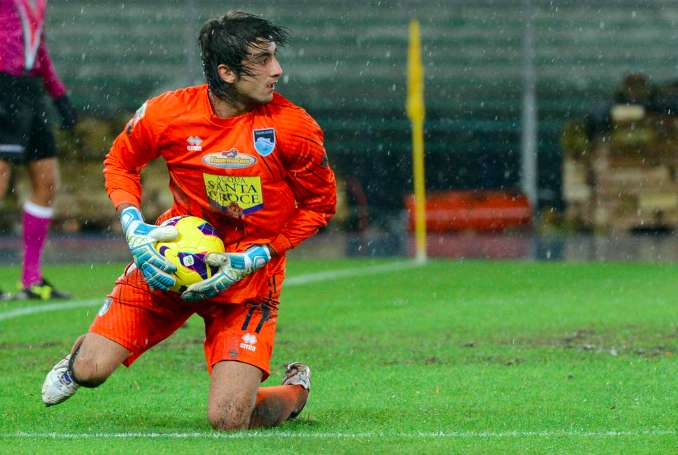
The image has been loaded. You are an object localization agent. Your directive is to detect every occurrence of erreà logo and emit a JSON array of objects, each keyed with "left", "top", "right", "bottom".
[
  {"left": 240, "top": 333, "right": 257, "bottom": 352},
  {"left": 203, "top": 149, "right": 257, "bottom": 169},
  {"left": 187, "top": 136, "right": 203, "bottom": 151}
]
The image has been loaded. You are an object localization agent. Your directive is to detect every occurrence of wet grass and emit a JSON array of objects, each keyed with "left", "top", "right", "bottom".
[{"left": 0, "top": 259, "right": 676, "bottom": 454}]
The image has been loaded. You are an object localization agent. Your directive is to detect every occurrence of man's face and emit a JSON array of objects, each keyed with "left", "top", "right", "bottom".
[{"left": 231, "top": 40, "right": 283, "bottom": 105}]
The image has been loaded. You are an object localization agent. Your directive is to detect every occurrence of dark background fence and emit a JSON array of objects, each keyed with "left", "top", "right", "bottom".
[{"left": 46, "top": 0, "right": 678, "bottom": 225}]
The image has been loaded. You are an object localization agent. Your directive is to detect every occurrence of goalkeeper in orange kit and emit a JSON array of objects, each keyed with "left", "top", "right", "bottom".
[{"left": 41, "top": 11, "right": 336, "bottom": 430}]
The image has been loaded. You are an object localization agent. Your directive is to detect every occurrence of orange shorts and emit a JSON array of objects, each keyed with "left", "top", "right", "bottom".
[{"left": 89, "top": 265, "right": 278, "bottom": 380}]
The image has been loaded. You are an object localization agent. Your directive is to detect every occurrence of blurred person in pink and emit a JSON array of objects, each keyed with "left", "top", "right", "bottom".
[{"left": 0, "top": 0, "right": 77, "bottom": 300}]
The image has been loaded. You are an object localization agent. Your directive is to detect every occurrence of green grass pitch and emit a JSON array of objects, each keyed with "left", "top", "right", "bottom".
[{"left": 0, "top": 259, "right": 676, "bottom": 454}]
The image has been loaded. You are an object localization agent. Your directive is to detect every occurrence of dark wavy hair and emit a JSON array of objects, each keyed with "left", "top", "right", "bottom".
[{"left": 199, "top": 11, "right": 288, "bottom": 100}]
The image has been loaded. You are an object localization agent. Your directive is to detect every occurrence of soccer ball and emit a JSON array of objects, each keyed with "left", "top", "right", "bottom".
[{"left": 154, "top": 216, "right": 225, "bottom": 292}]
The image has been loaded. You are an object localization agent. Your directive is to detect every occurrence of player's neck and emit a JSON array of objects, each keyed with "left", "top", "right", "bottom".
[{"left": 208, "top": 90, "right": 253, "bottom": 118}]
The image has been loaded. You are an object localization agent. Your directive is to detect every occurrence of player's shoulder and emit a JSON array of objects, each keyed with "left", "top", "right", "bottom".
[
  {"left": 125, "top": 85, "right": 206, "bottom": 137},
  {"left": 265, "top": 93, "right": 323, "bottom": 146},
  {"left": 146, "top": 85, "right": 204, "bottom": 113},
  {"left": 266, "top": 93, "right": 322, "bottom": 132}
]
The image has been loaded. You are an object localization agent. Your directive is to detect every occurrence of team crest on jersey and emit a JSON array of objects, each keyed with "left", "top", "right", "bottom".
[
  {"left": 98, "top": 298, "right": 113, "bottom": 317},
  {"left": 187, "top": 136, "right": 203, "bottom": 152},
  {"left": 253, "top": 128, "right": 276, "bottom": 156},
  {"left": 202, "top": 149, "right": 257, "bottom": 169}
]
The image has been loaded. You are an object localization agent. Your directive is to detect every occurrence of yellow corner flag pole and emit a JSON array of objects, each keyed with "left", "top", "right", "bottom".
[{"left": 406, "top": 19, "right": 427, "bottom": 263}]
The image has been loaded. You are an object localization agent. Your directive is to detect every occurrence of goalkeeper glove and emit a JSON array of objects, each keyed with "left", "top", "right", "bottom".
[
  {"left": 228, "top": 245, "right": 272, "bottom": 275},
  {"left": 180, "top": 245, "right": 271, "bottom": 301},
  {"left": 181, "top": 253, "right": 245, "bottom": 301},
  {"left": 53, "top": 95, "right": 78, "bottom": 130},
  {"left": 120, "top": 206, "right": 178, "bottom": 291}
]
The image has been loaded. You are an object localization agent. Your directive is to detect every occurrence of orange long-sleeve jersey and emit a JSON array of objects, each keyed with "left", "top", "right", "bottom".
[{"left": 104, "top": 85, "right": 336, "bottom": 305}]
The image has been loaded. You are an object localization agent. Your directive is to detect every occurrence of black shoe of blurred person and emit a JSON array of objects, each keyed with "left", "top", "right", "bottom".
[
  {"left": 14, "top": 278, "right": 71, "bottom": 301},
  {"left": 0, "top": 288, "right": 11, "bottom": 301}
]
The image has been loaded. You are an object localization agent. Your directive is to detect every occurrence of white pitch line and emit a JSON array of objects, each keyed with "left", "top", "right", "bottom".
[
  {"left": 0, "top": 261, "right": 420, "bottom": 322},
  {"left": 0, "top": 430, "right": 674, "bottom": 440},
  {"left": 284, "top": 260, "right": 419, "bottom": 285},
  {"left": 0, "top": 299, "right": 101, "bottom": 322}
]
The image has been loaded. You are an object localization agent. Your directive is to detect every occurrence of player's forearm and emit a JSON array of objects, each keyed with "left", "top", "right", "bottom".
[
  {"left": 105, "top": 183, "right": 142, "bottom": 213},
  {"left": 36, "top": 41, "right": 67, "bottom": 99},
  {"left": 270, "top": 207, "right": 334, "bottom": 255},
  {"left": 103, "top": 123, "right": 156, "bottom": 212},
  {"left": 103, "top": 158, "right": 143, "bottom": 210}
]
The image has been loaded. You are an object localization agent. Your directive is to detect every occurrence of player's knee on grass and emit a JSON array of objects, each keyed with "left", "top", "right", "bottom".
[
  {"left": 70, "top": 355, "right": 109, "bottom": 388},
  {"left": 207, "top": 397, "right": 256, "bottom": 431},
  {"left": 69, "top": 350, "right": 120, "bottom": 388},
  {"left": 69, "top": 333, "right": 129, "bottom": 387}
]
